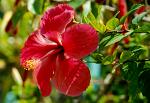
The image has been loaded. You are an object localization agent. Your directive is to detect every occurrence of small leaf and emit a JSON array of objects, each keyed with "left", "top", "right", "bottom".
[
  {"left": 119, "top": 51, "right": 134, "bottom": 63},
  {"left": 87, "top": 12, "right": 96, "bottom": 22},
  {"left": 12, "top": 6, "right": 26, "bottom": 26},
  {"left": 91, "top": 53, "right": 104, "bottom": 63},
  {"left": 91, "top": 21, "right": 106, "bottom": 33},
  {"left": 87, "top": 12, "right": 106, "bottom": 33},
  {"left": 106, "top": 18, "right": 120, "bottom": 30},
  {"left": 102, "top": 52, "right": 117, "bottom": 65},
  {"left": 105, "top": 30, "right": 133, "bottom": 47},
  {"left": 113, "top": 11, "right": 120, "bottom": 18},
  {"left": 120, "top": 4, "right": 143, "bottom": 23},
  {"left": 132, "top": 12, "right": 147, "bottom": 25},
  {"left": 99, "top": 35, "right": 112, "bottom": 49}
]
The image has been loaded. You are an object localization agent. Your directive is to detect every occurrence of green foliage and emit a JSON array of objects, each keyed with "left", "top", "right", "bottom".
[
  {"left": 69, "top": 0, "right": 85, "bottom": 9},
  {"left": 12, "top": 6, "right": 26, "bottom": 26},
  {"left": 106, "top": 18, "right": 120, "bottom": 30},
  {"left": 120, "top": 4, "right": 143, "bottom": 23},
  {"left": 27, "top": 0, "right": 44, "bottom": 14},
  {"left": 132, "top": 12, "right": 147, "bottom": 25},
  {"left": 104, "top": 30, "right": 133, "bottom": 47},
  {"left": 119, "top": 51, "right": 134, "bottom": 63},
  {"left": 102, "top": 52, "right": 117, "bottom": 65},
  {"left": 84, "top": 12, "right": 106, "bottom": 33},
  {"left": 138, "top": 69, "right": 150, "bottom": 100},
  {"left": 0, "top": 0, "right": 150, "bottom": 103},
  {"left": 135, "top": 22, "right": 150, "bottom": 33}
]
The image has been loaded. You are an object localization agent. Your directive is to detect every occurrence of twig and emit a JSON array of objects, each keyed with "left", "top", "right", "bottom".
[{"left": 123, "top": 58, "right": 150, "bottom": 64}]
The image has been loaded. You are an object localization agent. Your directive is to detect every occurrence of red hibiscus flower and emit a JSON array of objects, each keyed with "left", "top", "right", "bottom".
[{"left": 21, "top": 4, "right": 98, "bottom": 97}]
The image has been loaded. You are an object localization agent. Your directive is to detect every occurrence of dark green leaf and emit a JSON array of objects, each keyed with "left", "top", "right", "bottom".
[
  {"left": 121, "top": 62, "right": 140, "bottom": 100},
  {"left": 138, "top": 69, "right": 150, "bottom": 100},
  {"left": 121, "top": 62, "right": 138, "bottom": 80},
  {"left": 91, "top": 53, "right": 104, "bottom": 63},
  {"left": 119, "top": 51, "right": 134, "bottom": 63},
  {"left": 120, "top": 4, "right": 143, "bottom": 23},
  {"left": 105, "top": 30, "right": 133, "bottom": 47},
  {"left": 12, "top": 6, "right": 26, "bottom": 26},
  {"left": 99, "top": 35, "right": 112, "bottom": 48},
  {"left": 129, "top": 46, "right": 145, "bottom": 59},
  {"left": 102, "top": 52, "right": 117, "bottom": 65}
]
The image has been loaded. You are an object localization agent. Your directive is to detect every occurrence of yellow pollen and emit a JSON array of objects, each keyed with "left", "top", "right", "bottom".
[{"left": 23, "top": 59, "right": 39, "bottom": 71}]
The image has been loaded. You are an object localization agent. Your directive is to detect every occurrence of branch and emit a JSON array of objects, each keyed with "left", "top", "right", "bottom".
[
  {"left": 107, "top": 30, "right": 150, "bottom": 34},
  {"left": 123, "top": 58, "right": 150, "bottom": 64}
]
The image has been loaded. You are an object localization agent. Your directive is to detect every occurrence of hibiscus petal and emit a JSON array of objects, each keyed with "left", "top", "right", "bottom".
[
  {"left": 52, "top": 55, "right": 91, "bottom": 96},
  {"left": 33, "top": 54, "right": 57, "bottom": 96},
  {"left": 20, "top": 30, "right": 58, "bottom": 65},
  {"left": 62, "top": 24, "right": 99, "bottom": 59},
  {"left": 40, "top": 4, "right": 74, "bottom": 34}
]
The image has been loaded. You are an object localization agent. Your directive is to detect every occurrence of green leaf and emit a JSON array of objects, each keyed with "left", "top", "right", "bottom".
[
  {"left": 121, "top": 62, "right": 137, "bottom": 80},
  {"left": 132, "top": 12, "right": 147, "bottom": 25},
  {"left": 121, "top": 62, "right": 139, "bottom": 100},
  {"left": 87, "top": 12, "right": 106, "bottom": 33},
  {"left": 106, "top": 18, "right": 120, "bottom": 30},
  {"left": 138, "top": 69, "right": 150, "bottom": 100},
  {"left": 19, "top": 12, "right": 34, "bottom": 38},
  {"left": 102, "top": 52, "right": 117, "bottom": 65},
  {"left": 83, "top": 16, "right": 90, "bottom": 23},
  {"left": 87, "top": 12, "right": 96, "bottom": 21},
  {"left": 105, "top": 30, "right": 133, "bottom": 47},
  {"left": 121, "top": 60, "right": 146, "bottom": 101},
  {"left": 134, "top": 23, "right": 150, "bottom": 33},
  {"left": 12, "top": 6, "right": 26, "bottom": 26},
  {"left": 119, "top": 51, "right": 134, "bottom": 63},
  {"left": 99, "top": 35, "right": 112, "bottom": 49},
  {"left": 91, "top": 53, "right": 104, "bottom": 63},
  {"left": 113, "top": 11, "right": 120, "bottom": 18},
  {"left": 120, "top": 4, "right": 143, "bottom": 23},
  {"left": 91, "top": 21, "right": 106, "bottom": 33},
  {"left": 130, "top": 46, "right": 145, "bottom": 59},
  {"left": 69, "top": 0, "right": 85, "bottom": 9},
  {"left": 27, "top": 0, "right": 44, "bottom": 14}
]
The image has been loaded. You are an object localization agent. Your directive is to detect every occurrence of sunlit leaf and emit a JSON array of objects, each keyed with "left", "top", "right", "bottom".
[
  {"left": 87, "top": 12, "right": 106, "bottom": 33},
  {"left": 106, "top": 18, "right": 120, "bottom": 30}
]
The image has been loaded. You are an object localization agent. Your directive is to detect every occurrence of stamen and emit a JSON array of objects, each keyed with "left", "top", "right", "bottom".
[{"left": 23, "top": 59, "right": 40, "bottom": 70}]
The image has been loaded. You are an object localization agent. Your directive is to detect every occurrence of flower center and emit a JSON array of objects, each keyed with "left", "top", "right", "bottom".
[{"left": 23, "top": 59, "right": 40, "bottom": 70}]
